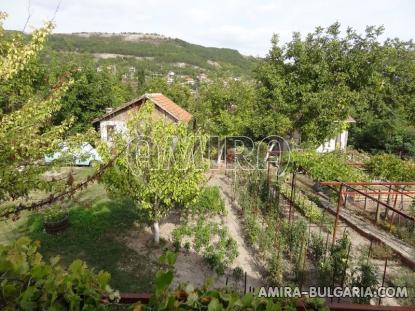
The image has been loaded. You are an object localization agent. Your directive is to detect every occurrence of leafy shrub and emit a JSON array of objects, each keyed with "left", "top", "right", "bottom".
[
  {"left": 243, "top": 209, "right": 261, "bottom": 245},
  {"left": 143, "top": 252, "right": 307, "bottom": 310},
  {"left": 172, "top": 224, "right": 192, "bottom": 243},
  {"left": 366, "top": 153, "right": 415, "bottom": 181},
  {"left": 190, "top": 186, "right": 225, "bottom": 215},
  {"left": 0, "top": 237, "right": 119, "bottom": 310},
  {"left": 389, "top": 271, "right": 415, "bottom": 306},
  {"left": 194, "top": 219, "right": 214, "bottom": 252},
  {"left": 232, "top": 266, "right": 244, "bottom": 282},
  {"left": 172, "top": 240, "right": 181, "bottom": 252},
  {"left": 281, "top": 220, "right": 307, "bottom": 257},
  {"left": 309, "top": 234, "right": 325, "bottom": 262},
  {"left": 172, "top": 219, "right": 239, "bottom": 276},
  {"left": 290, "top": 151, "right": 365, "bottom": 182},
  {"left": 330, "top": 232, "right": 351, "bottom": 284},
  {"left": 204, "top": 247, "right": 226, "bottom": 275},
  {"left": 350, "top": 262, "right": 379, "bottom": 304},
  {"left": 268, "top": 253, "right": 283, "bottom": 286},
  {"left": 317, "top": 232, "right": 351, "bottom": 286},
  {"left": 183, "top": 241, "right": 191, "bottom": 253}
]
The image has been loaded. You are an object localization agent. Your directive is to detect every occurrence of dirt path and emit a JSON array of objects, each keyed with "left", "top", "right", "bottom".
[{"left": 207, "top": 173, "right": 265, "bottom": 289}]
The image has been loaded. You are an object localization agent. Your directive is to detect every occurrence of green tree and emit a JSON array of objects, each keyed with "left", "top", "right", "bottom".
[
  {"left": 99, "top": 103, "right": 207, "bottom": 244},
  {"left": 143, "top": 77, "right": 193, "bottom": 110},
  {"left": 366, "top": 153, "right": 415, "bottom": 181},
  {"left": 0, "top": 14, "right": 74, "bottom": 210},
  {"left": 256, "top": 26, "right": 353, "bottom": 144},
  {"left": 346, "top": 28, "right": 415, "bottom": 156},
  {"left": 256, "top": 23, "right": 415, "bottom": 152},
  {"left": 52, "top": 59, "right": 131, "bottom": 134},
  {"left": 136, "top": 67, "right": 146, "bottom": 95},
  {"left": 191, "top": 78, "right": 256, "bottom": 162}
]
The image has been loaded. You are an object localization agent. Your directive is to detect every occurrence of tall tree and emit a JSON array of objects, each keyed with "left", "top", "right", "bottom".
[
  {"left": 256, "top": 25, "right": 353, "bottom": 145},
  {"left": 99, "top": 103, "right": 207, "bottom": 244},
  {"left": 136, "top": 67, "right": 146, "bottom": 95},
  {"left": 51, "top": 59, "right": 132, "bottom": 134},
  {"left": 256, "top": 23, "right": 415, "bottom": 154},
  {"left": 143, "top": 77, "right": 193, "bottom": 110},
  {"left": 191, "top": 79, "right": 256, "bottom": 162},
  {"left": 0, "top": 14, "right": 74, "bottom": 210}
]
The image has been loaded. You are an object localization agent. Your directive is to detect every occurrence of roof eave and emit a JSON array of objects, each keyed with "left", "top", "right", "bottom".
[{"left": 91, "top": 95, "right": 147, "bottom": 125}]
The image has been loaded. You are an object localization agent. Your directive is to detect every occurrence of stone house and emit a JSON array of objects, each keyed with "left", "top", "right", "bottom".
[{"left": 92, "top": 93, "right": 192, "bottom": 142}]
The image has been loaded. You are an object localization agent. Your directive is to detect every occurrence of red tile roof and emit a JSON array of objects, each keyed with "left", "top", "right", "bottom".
[
  {"left": 147, "top": 93, "right": 192, "bottom": 123},
  {"left": 92, "top": 93, "right": 192, "bottom": 124}
]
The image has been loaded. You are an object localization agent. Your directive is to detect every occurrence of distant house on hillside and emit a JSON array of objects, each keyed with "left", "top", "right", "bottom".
[
  {"left": 106, "top": 64, "right": 117, "bottom": 74},
  {"left": 92, "top": 93, "right": 192, "bottom": 142},
  {"left": 197, "top": 73, "right": 209, "bottom": 83},
  {"left": 167, "top": 71, "right": 175, "bottom": 84},
  {"left": 183, "top": 76, "right": 195, "bottom": 86},
  {"left": 316, "top": 116, "right": 356, "bottom": 153}
]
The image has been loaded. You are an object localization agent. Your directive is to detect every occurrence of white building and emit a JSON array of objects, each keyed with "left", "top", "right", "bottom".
[
  {"left": 183, "top": 76, "right": 195, "bottom": 86},
  {"left": 167, "top": 71, "right": 175, "bottom": 84},
  {"left": 316, "top": 116, "right": 356, "bottom": 153}
]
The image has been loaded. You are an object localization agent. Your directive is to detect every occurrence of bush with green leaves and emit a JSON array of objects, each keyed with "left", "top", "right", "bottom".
[
  {"left": 183, "top": 241, "right": 191, "bottom": 253},
  {"left": 366, "top": 153, "right": 415, "bottom": 181},
  {"left": 317, "top": 232, "right": 351, "bottom": 286},
  {"left": 308, "top": 234, "right": 325, "bottom": 262},
  {"left": 350, "top": 262, "right": 379, "bottom": 304},
  {"left": 267, "top": 253, "right": 284, "bottom": 286},
  {"left": 243, "top": 208, "right": 261, "bottom": 246},
  {"left": 140, "top": 250, "right": 329, "bottom": 311},
  {"left": 0, "top": 237, "right": 119, "bottom": 310},
  {"left": 189, "top": 186, "right": 225, "bottom": 216},
  {"left": 172, "top": 219, "right": 238, "bottom": 275},
  {"left": 281, "top": 220, "right": 307, "bottom": 258},
  {"left": 389, "top": 271, "right": 415, "bottom": 306},
  {"left": 232, "top": 267, "right": 244, "bottom": 283},
  {"left": 0, "top": 239, "right": 331, "bottom": 310},
  {"left": 289, "top": 151, "right": 365, "bottom": 182}
]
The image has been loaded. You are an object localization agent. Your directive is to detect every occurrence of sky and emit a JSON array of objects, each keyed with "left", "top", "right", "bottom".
[{"left": 2, "top": 0, "right": 414, "bottom": 56}]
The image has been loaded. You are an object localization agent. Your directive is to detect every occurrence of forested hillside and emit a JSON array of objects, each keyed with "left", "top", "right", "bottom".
[{"left": 45, "top": 32, "right": 258, "bottom": 77}]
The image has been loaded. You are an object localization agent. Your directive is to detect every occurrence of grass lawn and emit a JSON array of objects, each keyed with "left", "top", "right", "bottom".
[{"left": 0, "top": 167, "right": 160, "bottom": 293}]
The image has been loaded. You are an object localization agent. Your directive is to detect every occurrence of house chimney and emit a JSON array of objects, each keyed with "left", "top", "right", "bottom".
[{"left": 105, "top": 107, "right": 113, "bottom": 114}]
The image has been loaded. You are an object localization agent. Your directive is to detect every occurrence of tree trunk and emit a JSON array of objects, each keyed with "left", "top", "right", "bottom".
[
  {"left": 153, "top": 221, "right": 160, "bottom": 245},
  {"left": 217, "top": 143, "right": 224, "bottom": 165},
  {"left": 264, "top": 142, "right": 276, "bottom": 163}
]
